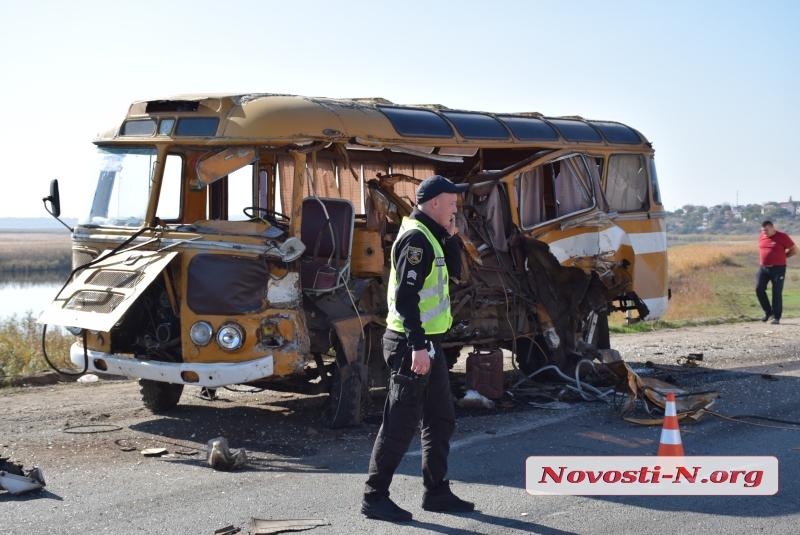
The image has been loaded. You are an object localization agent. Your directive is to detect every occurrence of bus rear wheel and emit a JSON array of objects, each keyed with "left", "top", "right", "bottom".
[{"left": 139, "top": 379, "right": 184, "bottom": 412}]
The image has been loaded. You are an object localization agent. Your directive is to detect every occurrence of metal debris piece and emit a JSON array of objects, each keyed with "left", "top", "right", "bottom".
[
  {"left": 606, "top": 360, "right": 719, "bottom": 425},
  {"left": 677, "top": 353, "right": 703, "bottom": 367},
  {"left": 214, "top": 525, "right": 241, "bottom": 535},
  {"left": 176, "top": 449, "right": 199, "bottom": 456},
  {"left": 141, "top": 448, "right": 168, "bottom": 456},
  {"left": 119, "top": 446, "right": 136, "bottom": 452},
  {"left": 458, "top": 390, "right": 495, "bottom": 410},
  {"left": 251, "top": 517, "right": 330, "bottom": 534},
  {"left": 528, "top": 401, "right": 571, "bottom": 410},
  {"left": 207, "top": 437, "right": 247, "bottom": 470},
  {"left": 0, "top": 459, "right": 46, "bottom": 494}
]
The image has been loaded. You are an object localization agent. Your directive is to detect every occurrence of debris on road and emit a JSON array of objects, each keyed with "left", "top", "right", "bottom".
[
  {"left": 251, "top": 517, "right": 330, "bottom": 534},
  {"left": 676, "top": 353, "right": 704, "bottom": 367},
  {"left": 607, "top": 361, "right": 719, "bottom": 425},
  {"left": 213, "top": 525, "right": 241, "bottom": 535},
  {"left": 459, "top": 390, "right": 495, "bottom": 410},
  {"left": 0, "top": 458, "right": 46, "bottom": 495},
  {"left": 207, "top": 437, "right": 247, "bottom": 470},
  {"left": 529, "top": 401, "right": 571, "bottom": 410},
  {"left": 141, "top": 448, "right": 168, "bottom": 457},
  {"left": 77, "top": 374, "right": 99, "bottom": 383}
]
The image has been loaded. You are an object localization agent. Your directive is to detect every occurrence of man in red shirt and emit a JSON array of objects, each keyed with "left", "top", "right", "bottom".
[{"left": 757, "top": 221, "right": 798, "bottom": 324}]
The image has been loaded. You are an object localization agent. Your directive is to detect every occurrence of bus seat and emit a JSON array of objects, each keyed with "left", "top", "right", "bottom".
[{"left": 300, "top": 198, "right": 355, "bottom": 291}]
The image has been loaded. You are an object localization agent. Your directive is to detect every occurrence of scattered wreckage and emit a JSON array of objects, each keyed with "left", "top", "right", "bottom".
[
  {"left": 38, "top": 93, "right": 669, "bottom": 427},
  {"left": 0, "top": 458, "right": 46, "bottom": 495}
]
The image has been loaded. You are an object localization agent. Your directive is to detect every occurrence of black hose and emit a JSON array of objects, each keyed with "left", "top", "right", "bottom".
[{"left": 42, "top": 326, "right": 88, "bottom": 377}]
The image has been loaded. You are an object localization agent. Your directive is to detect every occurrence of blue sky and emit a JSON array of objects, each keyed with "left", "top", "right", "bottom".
[{"left": 1, "top": 0, "right": 797, "bottom": 217}]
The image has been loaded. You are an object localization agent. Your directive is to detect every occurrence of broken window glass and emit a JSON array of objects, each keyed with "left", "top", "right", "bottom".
[{"left": 606, "top": 154, "right": 648, "bottom": 212}]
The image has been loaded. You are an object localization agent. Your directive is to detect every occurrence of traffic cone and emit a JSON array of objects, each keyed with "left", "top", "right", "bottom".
[{"left": 657, "top": 392, "right": 685, "bottom": 456}]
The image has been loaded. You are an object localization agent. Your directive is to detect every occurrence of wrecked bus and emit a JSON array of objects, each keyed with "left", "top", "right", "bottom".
[{"left": 38, "top": 94, "right": 667, "bottom": 427}]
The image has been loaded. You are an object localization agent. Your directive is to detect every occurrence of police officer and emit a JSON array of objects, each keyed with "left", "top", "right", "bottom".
[{"left": 361, "top": 175, "right": 474, "bottom": 522}]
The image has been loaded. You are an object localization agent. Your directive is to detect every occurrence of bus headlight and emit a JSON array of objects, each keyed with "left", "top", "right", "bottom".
[
  {"left": 190, "top": 321, "right": 213, "bottom": 346},
  {"left": 216, "top": 323, "right": 244, "bottom": 351}
]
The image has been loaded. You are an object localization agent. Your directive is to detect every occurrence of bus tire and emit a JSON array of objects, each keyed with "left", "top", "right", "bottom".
[
  {"left": 329, "top": 360, "right": 364, "bottom": 428},
  {"left": 139, "top": 379, "right": 184, "bottom": 412}
]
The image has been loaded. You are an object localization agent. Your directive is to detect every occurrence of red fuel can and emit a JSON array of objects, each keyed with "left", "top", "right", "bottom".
[{"left": 465, "top": 349, "right": 504, "bottom": 400}]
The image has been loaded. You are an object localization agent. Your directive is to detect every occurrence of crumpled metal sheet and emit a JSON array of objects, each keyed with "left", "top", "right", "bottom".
[
  {"left": 251, "top": 517, "right": 330, "bottom": 534},
  {"left": 206, "top": 437, "right": 247, "bottom": 470},
  {"left": 0, "top": 460, "right": 46, "bottom": 494},
  {"left": 605, "top": 360, "right": 719, "bottom": 425}
]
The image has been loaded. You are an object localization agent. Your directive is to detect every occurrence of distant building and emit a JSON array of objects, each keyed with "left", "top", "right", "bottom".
[{"left": 779, "top": 202, "right": 797, "bottom": 216}]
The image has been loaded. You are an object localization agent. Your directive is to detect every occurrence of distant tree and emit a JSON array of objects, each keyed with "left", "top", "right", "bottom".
[{"left": 673, "top": 208, "right": 684, "bottom": 215}]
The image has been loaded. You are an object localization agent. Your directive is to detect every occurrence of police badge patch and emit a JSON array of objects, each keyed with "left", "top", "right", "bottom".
[{"left": 408, "top": 247, "right": 423, "bottom": 265}]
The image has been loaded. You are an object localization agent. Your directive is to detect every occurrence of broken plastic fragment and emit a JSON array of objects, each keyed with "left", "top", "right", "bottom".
[
  {"left": 77, "top": 374, "right": 99, "bottom": 383},
  {"left": 207, "top": 437, "right": 247, "bottom": 470},
  {"left": 458, "top": 390, "right": 495, "bottom": 410}
]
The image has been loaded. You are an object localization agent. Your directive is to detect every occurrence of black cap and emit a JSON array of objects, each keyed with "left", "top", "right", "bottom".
[{"left": 416, "top": 175, "right": 468, "bottom": 204}]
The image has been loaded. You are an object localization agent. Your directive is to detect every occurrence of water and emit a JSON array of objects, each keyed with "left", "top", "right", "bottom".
[{"left": 0, "top": 280, "right": 65, "bottom": 321}]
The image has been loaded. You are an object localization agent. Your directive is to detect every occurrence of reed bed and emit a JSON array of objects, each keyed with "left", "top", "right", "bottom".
[{"left": 0, "top": 230, "right": 71, "bottom": 277}]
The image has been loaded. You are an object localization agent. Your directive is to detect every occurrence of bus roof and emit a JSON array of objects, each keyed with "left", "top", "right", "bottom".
[{"left": 105, "top": 93, "right": 650, "bottom": 150}]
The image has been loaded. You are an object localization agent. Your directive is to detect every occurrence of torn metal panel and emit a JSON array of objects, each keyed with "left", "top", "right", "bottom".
[
  {"left": 606, "top": 360, "right": 720, "bottom": 424},
  {"left": 38, "top": 250, "right": 178, "bottom": 332}
]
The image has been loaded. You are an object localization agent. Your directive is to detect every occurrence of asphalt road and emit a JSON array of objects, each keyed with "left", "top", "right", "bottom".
[{"left": 3, "top": 320, "right": 800, "bottom": 534}]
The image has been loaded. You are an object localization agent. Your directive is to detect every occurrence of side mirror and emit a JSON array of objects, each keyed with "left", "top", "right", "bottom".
[{"left": 44, "top": 179, "right": 61, "bottom": 218}]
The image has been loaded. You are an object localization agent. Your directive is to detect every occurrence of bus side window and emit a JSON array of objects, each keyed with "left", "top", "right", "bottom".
[
  {"left": 554, "top": 158, "right": 592, "bottom": 217},
  {"left": 606, "top": 154, "right": 648, "bottom": 212},
  {"left": 157, "top": 154, "right": 182, "bottom": 221}
]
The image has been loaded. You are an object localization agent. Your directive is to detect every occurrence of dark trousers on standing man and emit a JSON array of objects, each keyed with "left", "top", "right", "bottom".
[
  {"left": 756, "top": 265, "right": 786, "bottom": 320},
  {"left": 364, "top": 331, "right": 455, "bottom": 500}
]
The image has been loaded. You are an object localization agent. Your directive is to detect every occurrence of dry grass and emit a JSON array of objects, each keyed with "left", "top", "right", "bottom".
[
  {"left": 668, "top": 241, "right": 757, "bottom": 277},
  {"left": 0, "top": 312, "right": 74, "bottom": 377},
  {"left": 0, "top": 230, "right": 71, "bottom": 277},
  {"left": 662, "top": 241, "right": 758, "bottom": 321}
]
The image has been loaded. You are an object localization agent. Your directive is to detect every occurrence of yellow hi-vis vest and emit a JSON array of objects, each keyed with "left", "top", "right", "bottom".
[{"left": 386, "top": 217, "right": 452, "bottom": 335}]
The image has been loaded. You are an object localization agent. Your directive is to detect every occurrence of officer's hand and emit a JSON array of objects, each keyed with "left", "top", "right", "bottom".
[
  {"left": 411, "top": 349, "right": 431, "bottom": 375},
  {"left": 445, "top": 215, "right": 458, "bottom": 237}
]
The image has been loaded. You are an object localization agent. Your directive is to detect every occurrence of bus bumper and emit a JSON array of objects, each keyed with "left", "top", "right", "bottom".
[{"left": 69, "top": 344, "right": 274, "bottom": 387}]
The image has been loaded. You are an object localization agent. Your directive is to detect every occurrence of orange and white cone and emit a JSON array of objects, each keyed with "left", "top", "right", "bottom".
[{"left": 657, "top": 392, "right": 685, "bottom": 456}]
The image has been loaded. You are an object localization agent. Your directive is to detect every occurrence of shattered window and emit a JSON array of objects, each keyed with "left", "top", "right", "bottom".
[
  {"left": 606, "top": 154, "right": 648, "bottom": 212},
  {"left": 519, "top": 156, "right": 594, "bottom": 228}
]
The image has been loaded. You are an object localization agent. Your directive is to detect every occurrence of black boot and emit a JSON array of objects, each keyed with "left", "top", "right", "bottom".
[
  {"left": 421, "top": 481, "right": 474, "bottom": 512},
  {"left": 361, "top": 496, "right": 412, "bottom": 522}
]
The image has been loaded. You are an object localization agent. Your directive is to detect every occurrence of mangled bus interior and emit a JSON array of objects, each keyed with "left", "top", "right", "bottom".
[{"left": 39, "top": 94, "right": 667, "bottom": 427}]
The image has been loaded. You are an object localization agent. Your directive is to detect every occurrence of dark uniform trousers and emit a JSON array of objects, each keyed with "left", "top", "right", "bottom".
[{"left": 364, "top": 331, "right": 455, "bottom": 499}]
